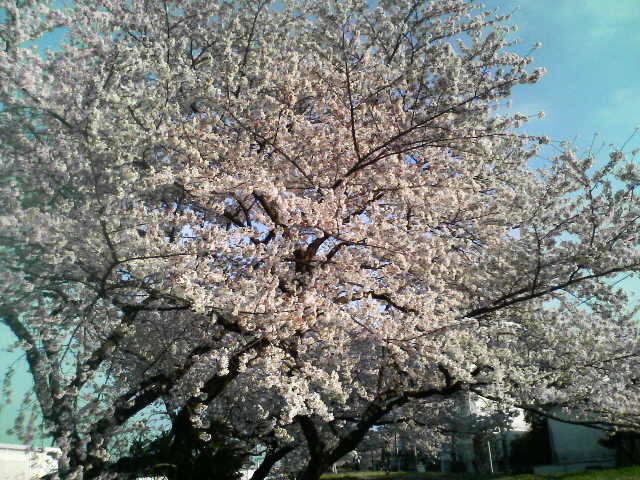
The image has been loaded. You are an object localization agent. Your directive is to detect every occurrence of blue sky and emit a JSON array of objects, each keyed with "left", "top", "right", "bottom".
[
  {"left": 485, "top": 0, "right": 640, "bottom": 150},
  {"left": 2, "top": 0, "right": 640, "bottom": 444}
]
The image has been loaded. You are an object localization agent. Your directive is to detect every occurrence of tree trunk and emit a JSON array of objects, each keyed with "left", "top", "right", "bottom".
[{"left": 296, "top": 457, "right": 329, "bottom": 480}]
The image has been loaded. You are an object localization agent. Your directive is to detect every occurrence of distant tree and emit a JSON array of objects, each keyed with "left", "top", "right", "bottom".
[
  {"left": 2, "top": 1, "right": 640, "bottom": 479},
  {"left": 509, "top": 412, "right": 552, "bottom": 473},
  {"left": 600, "top": 431, "right": 640, "bottom": 467}
]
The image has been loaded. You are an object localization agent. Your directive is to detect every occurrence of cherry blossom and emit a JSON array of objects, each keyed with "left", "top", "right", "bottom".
[{"left": 1, "top": 1, "right": 639, "bottom": 479}]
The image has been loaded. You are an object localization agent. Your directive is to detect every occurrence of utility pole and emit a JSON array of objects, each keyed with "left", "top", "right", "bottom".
[{"left": 487, "top": 439, "right": 494, "bottom": 474}]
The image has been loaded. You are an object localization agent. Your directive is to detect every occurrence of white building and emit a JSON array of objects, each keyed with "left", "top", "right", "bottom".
[{"left": 0, "top": 443, "right": 59, "bottom": 480}]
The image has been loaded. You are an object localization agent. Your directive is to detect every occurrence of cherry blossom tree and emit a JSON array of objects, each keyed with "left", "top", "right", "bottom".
[{"left": 2, "top": 0, "right": 640, "bottom": 479}]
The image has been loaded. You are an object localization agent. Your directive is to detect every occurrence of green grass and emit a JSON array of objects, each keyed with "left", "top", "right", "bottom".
[
  {"left": 320, "top": 466, "right": 640, "bottom": 480},
  {"left": 321, "top": 473, "right": 412, "bottom": 480},
  {"left": 545, "top": 466, "right": 640, "bottom": 479}
]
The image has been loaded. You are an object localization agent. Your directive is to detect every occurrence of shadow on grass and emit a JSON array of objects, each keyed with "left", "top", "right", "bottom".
[{"left": 320, "top": 466, "right": 640, "bottom": 480}]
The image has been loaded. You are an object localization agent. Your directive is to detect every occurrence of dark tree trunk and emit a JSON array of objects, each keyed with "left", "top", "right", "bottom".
[{"left": 296, "top": 457, "right": 330, "bottom": 480}]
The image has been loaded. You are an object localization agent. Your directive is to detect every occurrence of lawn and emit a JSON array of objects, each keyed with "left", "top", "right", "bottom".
[{"left": 320, "top": 466, "right": 640, "bottom": 480}]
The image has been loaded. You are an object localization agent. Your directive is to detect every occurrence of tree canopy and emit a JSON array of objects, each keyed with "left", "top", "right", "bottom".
[{"left": 1, "top": 0, "right": 640, "bottom": 479}]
